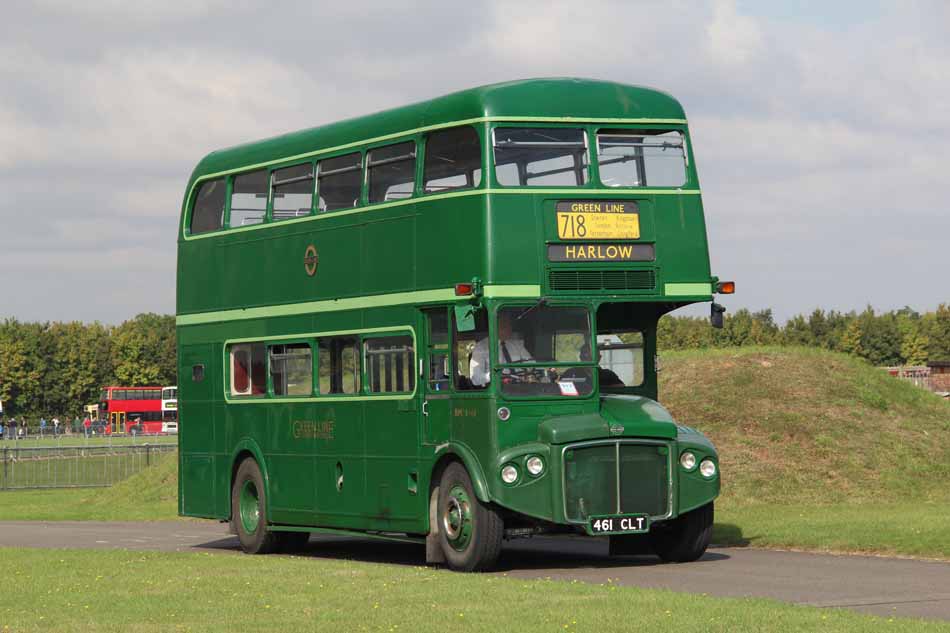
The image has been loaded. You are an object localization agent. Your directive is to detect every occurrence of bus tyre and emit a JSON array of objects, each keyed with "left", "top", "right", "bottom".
[
  {"left": 232, "top": 458, "right": 279, "bottom": 554},
  {"left": 437, "top": 462, "right": 503, "bottom": 572},
  {"left": 650, "top": 502, "right": 713, "bottom": 563}
]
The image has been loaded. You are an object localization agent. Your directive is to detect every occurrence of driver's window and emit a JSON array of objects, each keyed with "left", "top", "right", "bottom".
[{"left": 457, "top": 309, "right": 489, "bottom": 390}]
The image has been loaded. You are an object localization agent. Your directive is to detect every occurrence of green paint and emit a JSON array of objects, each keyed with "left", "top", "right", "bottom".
[
  {"left": 664, "top": 282, "right": 713, "bottom": 296},
  {"left": 177, "top": 79, "right": 720, "bottom": 558},
  {"left": 177, "top": 286, "right": 537, "bottom": 326}
]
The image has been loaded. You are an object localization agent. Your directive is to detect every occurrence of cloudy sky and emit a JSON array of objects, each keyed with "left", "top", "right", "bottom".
[{"left": 1, "top": 0, "right": 947, "bottom": 324}]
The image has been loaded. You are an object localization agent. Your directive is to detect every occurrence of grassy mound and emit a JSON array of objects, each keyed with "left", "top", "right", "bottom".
[
  {"left": 659, "top": 346, "right": 950, "bottom": 506},
  {"left": 81, "top": 449, "right": 179, "bottom": 519}
]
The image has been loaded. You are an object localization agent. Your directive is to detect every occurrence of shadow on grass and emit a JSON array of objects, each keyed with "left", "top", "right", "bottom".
[
  {"left": 196, "top": 533, "right": 731, "bottom": 571},
  {"left": 712, "top": 522, "right": 755, "bottom": 547}
]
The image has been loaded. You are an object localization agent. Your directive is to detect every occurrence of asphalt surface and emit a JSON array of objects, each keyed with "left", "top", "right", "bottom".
[{"left": 2, "top": 520, "right": 950, "bottom": 621}]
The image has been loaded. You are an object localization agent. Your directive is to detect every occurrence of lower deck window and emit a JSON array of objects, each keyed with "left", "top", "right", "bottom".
[
  {"left": 364, "top": 335, "right": 415, "bottom": 393},
  {"left": 230, "top": 343, "right": 267, "bottom": 396},
  {"left": 319, "top": 337, "right": 360, "bottom": 394},
  {"left": 270, "top": 343, "right": 313, "bottom": 396}
]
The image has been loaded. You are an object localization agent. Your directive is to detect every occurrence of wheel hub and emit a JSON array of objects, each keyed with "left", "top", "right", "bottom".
[
  {"left": 442, "top": 485, "right": 473, "bottom": 551},
  {"left": 239, "top": 480, "right": 261, "bottom": 534}
]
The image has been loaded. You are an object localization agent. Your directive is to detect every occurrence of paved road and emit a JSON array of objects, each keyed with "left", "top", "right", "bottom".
[{"left": 2, "top": 520, "right": 950, "bottom": 621}]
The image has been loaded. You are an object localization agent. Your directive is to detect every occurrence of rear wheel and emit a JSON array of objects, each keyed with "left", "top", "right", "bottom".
[
  {"left": 437, "top": 462, "right": 503, "bottom": 572},
  {"left": 650, "top": 502, "right": 713, "bottom": 563},
  {"left": 232, "top": 458, "right": 279, "bottom": 554}
]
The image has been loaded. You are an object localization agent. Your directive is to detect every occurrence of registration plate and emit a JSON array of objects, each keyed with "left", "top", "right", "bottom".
[
  {"left": 556, "top": 200, "right": 640, "bottom": 240},
  {"left": 588, "top": 514, "right": 650, "bottom": 535}
]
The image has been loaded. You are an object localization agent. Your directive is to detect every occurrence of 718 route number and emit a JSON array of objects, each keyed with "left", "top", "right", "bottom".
[{"left": 590, "top": 515, "right": 648, "bottom": 534}]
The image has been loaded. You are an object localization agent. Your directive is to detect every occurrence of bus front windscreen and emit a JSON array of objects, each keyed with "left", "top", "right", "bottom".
[{"left": 495, "top": 305, "right": 595, "bottom": 397}]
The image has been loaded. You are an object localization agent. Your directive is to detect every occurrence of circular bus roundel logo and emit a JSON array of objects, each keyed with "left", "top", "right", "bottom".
[{"left": 303, "top": 244, "right": 319, "bottom": 276}]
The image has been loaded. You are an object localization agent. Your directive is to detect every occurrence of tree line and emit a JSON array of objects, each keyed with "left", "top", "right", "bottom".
[
  {"left": 658, "top": 304, "right": 950, "bottom": 366},
  {"left": 0, "top": 313, "right": 175, "bottom": 420},
  {"left": 1, "top": 304, "right": 947, "bottom": 420}
]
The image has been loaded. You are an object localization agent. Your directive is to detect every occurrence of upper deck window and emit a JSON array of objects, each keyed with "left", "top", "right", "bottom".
[
  {"left": 493, "top": 127, "right": 589, "bottom": 187},
  {"left": 424, "top": 126, "right": 482, "bottom": 193},
  {"left": 368, "top": 142, "right": 416, "bottom": 203},
  {"left": 230, "top": 170, "right": 268, "bottom": 227},
  {"left": 318, "top": 152, "right": 362, "bottom": 212},
  {"left": 596, "top": 130, "right": 687, "bottom": 187},
  {"left": 271, "top": 164, "right": 314, "bottom": 222},
  {"left": 190, "top": 179, "right": 225, "bottom": 234}
]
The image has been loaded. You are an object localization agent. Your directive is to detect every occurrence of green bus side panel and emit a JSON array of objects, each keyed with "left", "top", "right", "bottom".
[{"left": 179, "top": 343, "right": 216, "bottom": 517}]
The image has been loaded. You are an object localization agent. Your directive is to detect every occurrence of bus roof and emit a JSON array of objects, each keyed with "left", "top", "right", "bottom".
[{"left": 188, "top": 78, "right": 686, "bottom": 183}]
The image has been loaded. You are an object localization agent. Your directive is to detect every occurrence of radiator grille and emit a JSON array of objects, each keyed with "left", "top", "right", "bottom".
[
  {"left": 563, "top": 442, "right": 670, "bottom": 522},
  {"left": 548, "top": 269, "right": 656, "bottom": 292}
]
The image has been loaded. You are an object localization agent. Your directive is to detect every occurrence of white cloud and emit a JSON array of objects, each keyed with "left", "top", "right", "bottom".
[
  {"left": 705, "top": 0, "right": 764, "bottom": 66},
  {"left": 0, "top": 0, "right": 948, "bottom": 323}
]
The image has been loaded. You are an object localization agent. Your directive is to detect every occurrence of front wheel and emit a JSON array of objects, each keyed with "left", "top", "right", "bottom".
[
  {"left": 650, "top": 502, "right": 714, "bottom": 563},
  {"left": 231, "top": 458, "right": 279, "bottom": 554},
  {"left": 437, "top": 462, "right": 503, "bottom": 572}
]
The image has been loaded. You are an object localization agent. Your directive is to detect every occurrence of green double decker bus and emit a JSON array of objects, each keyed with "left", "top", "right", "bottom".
[{"left": 177, "top": 78, "right": 727, "bottom": 571}]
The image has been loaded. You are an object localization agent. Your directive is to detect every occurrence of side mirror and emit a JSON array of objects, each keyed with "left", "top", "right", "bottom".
[
  {"left": 711, "top": 303, "right": 726, "bottom": 329},
  {"left": 454, "top": 304, "right": 478, "bottom": 332}
]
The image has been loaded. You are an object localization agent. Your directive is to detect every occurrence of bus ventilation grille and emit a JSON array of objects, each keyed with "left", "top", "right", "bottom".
[{"left": 548, "top": 269, "right": 656, "bottom": 292}]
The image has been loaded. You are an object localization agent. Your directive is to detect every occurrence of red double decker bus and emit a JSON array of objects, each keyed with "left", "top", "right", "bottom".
[{"left": 99, "top": 386, "right": 166, "bottom": 435}]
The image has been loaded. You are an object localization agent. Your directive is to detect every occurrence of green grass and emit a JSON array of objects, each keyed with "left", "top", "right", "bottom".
[
  {"left": 1, "top": 548, "right": 947, "bottom": 633},
  {"left": 1, "top": 435, "right": 177, "bottom": 448},
  {"left": 714, "top": 501, "right": 950, "bottom": 559},
  {"left": 0, "top": 451, "right": 178, "bottom": 521},
  {"left": 660, "top": 346, "right": 950, "bottom": 558}
]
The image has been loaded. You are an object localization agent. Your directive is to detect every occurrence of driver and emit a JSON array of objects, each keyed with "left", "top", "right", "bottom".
[{"left": 470, "top": 312, "right": 533, "bottom": 386}]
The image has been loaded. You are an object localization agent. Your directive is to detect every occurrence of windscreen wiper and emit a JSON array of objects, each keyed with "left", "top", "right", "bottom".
[{"left": 516, "top": 297, "right": 547, "bottom": 320}]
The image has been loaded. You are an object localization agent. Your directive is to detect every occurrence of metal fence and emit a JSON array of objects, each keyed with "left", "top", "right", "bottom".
[{"left": 0, "top": 444, "right": 177, "bottom": 490}]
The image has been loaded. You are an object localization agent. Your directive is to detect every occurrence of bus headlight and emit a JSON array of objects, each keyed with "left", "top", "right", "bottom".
[
  {"left": 526, "top": 456, "right": 544, "bottom": 476},
  {"left": 699, "top": 459, "right": 717, "bottom": 478},
  {"left": 679, "top": 451, "right": 697, "bottom": 471},
  {"left": 501, "top": 464, "right": 519, "bottom": 484},
  {"left": 497, "top": 407, "right": 511, "bottom": 421}
]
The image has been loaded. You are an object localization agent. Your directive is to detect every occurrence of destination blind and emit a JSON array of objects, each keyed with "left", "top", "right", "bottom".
[
  {"left": 547, "top": 243, "right": 654, "bottom": 262},
  {"left": 556, "top": 201, "right": 640, "bottom": 240}
]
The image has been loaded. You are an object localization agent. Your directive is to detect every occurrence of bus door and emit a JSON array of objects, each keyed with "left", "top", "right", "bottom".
[
  {"left": 422, "top": 308, "right": 452, "bottom": 446},
  {"left": 110, "top": 411, "right": 125, "bottom": 434}
]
